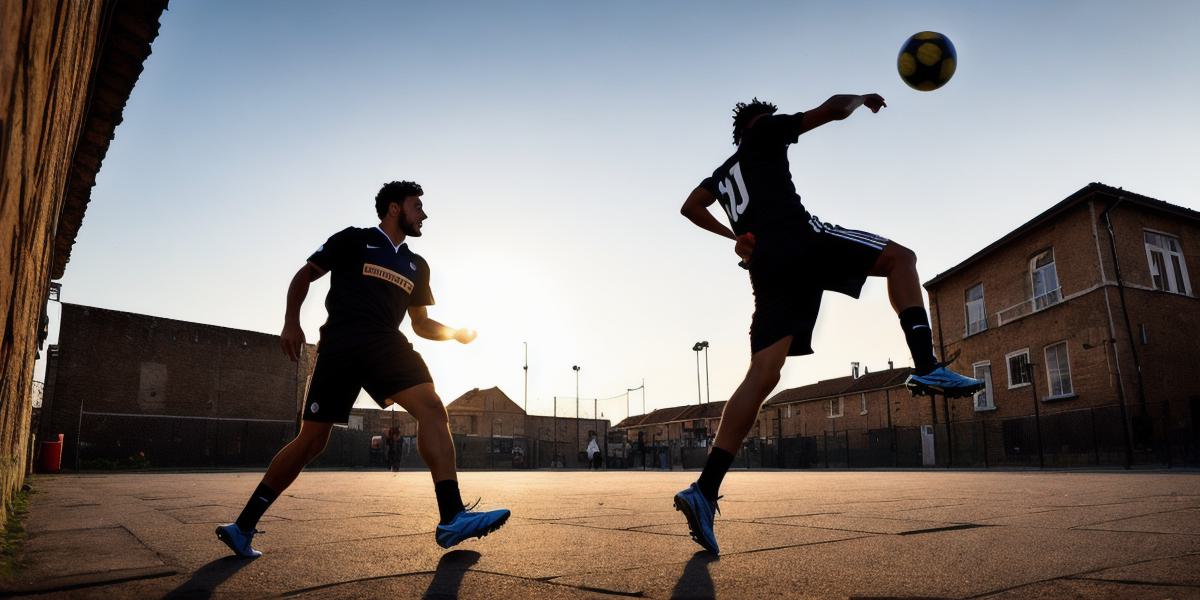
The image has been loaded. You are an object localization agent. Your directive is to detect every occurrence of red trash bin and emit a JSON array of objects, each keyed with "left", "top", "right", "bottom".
[{"left": 39, "top": 433, "right": 64, "bottom": 473}]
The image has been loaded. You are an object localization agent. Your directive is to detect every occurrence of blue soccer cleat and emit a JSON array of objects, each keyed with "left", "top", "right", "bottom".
[
  {"left": 674, "top": 482, "right": 720, "bottom": 555},
  {"left": 435, "top": 504, "right": 511, "bottom": 549},
  {"left": 215, "top": 523, "right": 262, "bottom": 558},
  {"left": 906, "top": 365, "right": 985, "bottom": 399}
]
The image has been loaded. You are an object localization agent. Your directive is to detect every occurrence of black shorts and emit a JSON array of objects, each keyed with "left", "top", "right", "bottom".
[
  {"left": 748, "top": 215, "right": 889, "bottom": 356},
  {"left": 303, "top": 334, "right": 433, "bottom": 423}
]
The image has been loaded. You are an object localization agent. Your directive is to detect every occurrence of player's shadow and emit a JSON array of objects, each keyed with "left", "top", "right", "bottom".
[
  {"left": 422, "top": 549, "right": 481, "bottom": 600},
  {"left": 670, "top": 551, "right": 718, "bottom": 600},
  {"left": 163, "top": 556, "right": 254, "bottom": 599}
]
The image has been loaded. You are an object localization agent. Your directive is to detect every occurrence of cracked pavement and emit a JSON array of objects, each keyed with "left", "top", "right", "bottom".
[{"left": 3, "top": 470, "right": 1199, "bottom": 598}]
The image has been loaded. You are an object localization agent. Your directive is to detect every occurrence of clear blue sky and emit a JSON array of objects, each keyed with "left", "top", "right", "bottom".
[{"left": 45, "top": 0, "right": 1200, "bottom": 424}]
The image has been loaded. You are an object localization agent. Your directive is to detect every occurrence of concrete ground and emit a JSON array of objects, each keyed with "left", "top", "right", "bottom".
[{"left": 2, "top": 470, "right": 1199, "bottom": 599}]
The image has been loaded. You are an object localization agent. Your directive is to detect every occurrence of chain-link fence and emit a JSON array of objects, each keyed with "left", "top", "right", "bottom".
[
  {"left": 609, "top": 401, "right": 1198, "bottom": 470},
  {"left": 65, "top": 399, "right": 1197, "bottom": 471}
]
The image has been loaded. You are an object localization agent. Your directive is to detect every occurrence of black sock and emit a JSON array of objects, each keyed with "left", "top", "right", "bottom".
[
  {"left": 899, "top": 306, "right": 938, "bottom": 374},
  {"left": 235, "top": 483, "right": 280, "bottom": 532},
  {"left": 696, "top": 447, "right": 735, "bottom": 502},
  {"left": 435, "top": 479, "right": 464, "bottom": 524}
]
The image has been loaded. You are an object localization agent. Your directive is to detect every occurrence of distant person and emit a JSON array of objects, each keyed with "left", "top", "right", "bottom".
[
  {"left": 387, "top": 426, "right": 402, "bottom": 472},
  {"left": 586, "top": 432, "right": 601, "bottom": 470},
  {"left": 216, "top": 181, "right": 510, "bottom": 558},
  {"left": 675, "top": 95, "right": 984, "bottom": 555}
]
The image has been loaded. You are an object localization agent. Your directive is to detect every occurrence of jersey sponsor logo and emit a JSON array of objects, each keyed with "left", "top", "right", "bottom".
[
  {"left": 363, "top": 263, "right": 415, "bottom": 293},
  {"left": 718, "top": 162, "right": 750, "bottom": 223}
]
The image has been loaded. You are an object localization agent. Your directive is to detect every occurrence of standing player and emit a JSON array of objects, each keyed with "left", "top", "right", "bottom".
[
  {"left": 675, "top": 95, "right": 983, "bottom": 554},
  {"left": 216, "top": 181, "right": 510, "bottom": 557}
]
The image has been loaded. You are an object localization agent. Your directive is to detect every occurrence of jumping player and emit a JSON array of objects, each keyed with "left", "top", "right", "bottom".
[
  {"left": 675, "top": 95, "right": 983, "bottom": 554},
  {"left": 217, "top": 181, "right": 510, "bottom": 557}
]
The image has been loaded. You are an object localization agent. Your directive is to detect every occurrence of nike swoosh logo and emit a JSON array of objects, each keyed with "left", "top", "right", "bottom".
[
  {"left": 366, "top": 245, "right": 380, "bottom": 249},
  {"left": 910, "top": 325, "right": 930, "bottom": 331}
]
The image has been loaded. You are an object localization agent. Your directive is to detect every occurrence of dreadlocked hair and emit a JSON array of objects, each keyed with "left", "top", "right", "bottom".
[
  {"left": 375, "top": 180, "right": 423, "bottom": 219},
  {"left": 732, "top": 98, "right": 778, "bottom": 145}
]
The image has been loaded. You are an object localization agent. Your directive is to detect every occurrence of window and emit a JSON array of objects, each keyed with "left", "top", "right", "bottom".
[
  {"left": 827, "top": 397, "right": 843, "bottom": 418},
  {"left": 965, "top": 283, "right": 987, "bottom": 335},
  {"left": 1007, "top": 349, "right": 1031, "bottom": 388},
  {"left": 1145, "top": 231, "right": 1191, "bottom": 295},
  {"left": 973, "top": 362, "right": 994, "bottom": 410},
  {"left": 860, "top": 393, "right": 868, "bottom": 415},
  {"left": 1031, "top": 249, "right": 1061, "bottom": 310},
  {"left": 1044, "top": 342, "right": 1073, "bottom": 398}
]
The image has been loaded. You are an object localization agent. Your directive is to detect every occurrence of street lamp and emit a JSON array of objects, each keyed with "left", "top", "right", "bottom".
[
  {"left": 692, "top": 341, "right": 709, "bottom": 404},
  {"left": 573, "top": 365, "right": 581, "bottom": 463}
]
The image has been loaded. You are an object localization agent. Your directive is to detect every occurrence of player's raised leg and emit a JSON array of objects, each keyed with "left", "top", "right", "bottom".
[
  {"left": 675, "top": 335, "right": 792, "bottom": 555},
  {"left": 388, "top": 383, "right": 511, "bottom": 548},
  {"left": 868, "top": 241, "right": 983, "bottom": 398}
]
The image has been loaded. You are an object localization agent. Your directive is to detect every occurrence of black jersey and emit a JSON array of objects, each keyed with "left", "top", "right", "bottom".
[
  {"left": 699, "top": 112, "right": 810, "bottom": 236},
  {"left": 307, "top": 226, "right": 434, "bottom": 350}
]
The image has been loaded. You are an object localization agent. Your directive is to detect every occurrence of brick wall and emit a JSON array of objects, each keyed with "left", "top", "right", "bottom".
[
  {"left": 42, "top": 304, "right": 316, "bottom": 468},
  {"left": 1, "top": 2, "right": 107, "bottom": 516},
  {"left": 927, "top": 189, "right": 1200, "bottom": 439}
]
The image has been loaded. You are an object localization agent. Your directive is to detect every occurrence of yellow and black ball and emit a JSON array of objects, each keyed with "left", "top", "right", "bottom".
[{"left": 897, "top": 31, "right": 956, "bottom": 91}]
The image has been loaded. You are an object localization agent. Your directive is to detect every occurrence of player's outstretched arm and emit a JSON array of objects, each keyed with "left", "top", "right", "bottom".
[
  {"left": 681, "top": 186, "right": 736, "bottom": 241},
  {"left": 408, "top": 305, "right": 476, "bottom": 344},
  {"left": 798, "top": 93, "right": 886, "bottom": 134},
  {"left": 281, "top": 262, "right": 327, "bottom": 361}
]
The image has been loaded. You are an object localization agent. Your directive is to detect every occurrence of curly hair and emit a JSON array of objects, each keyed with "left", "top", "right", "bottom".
[
  {"left": 375, "top": 180, "right": 423, "bottom": 219},
  {"left": 732, "top": 98, "right": 778, "bottom": 145}
]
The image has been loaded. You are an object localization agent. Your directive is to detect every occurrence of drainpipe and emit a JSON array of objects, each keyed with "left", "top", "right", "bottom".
[{"left": 1100, "top": 196, "right": 1142, "bottom": 467}]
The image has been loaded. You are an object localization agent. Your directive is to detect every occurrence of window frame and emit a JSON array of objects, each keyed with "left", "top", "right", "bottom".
[
  {"left": 1043, "top": 341, "right": 1074, "bottom": 399},
  {"left": 972, "top": 361, "right": 995, "bottom": 411},
  {"left": 1006, "top": 348, "right": 1032, "bottom": 389},
  {"left": 1030, "top": 249, "right": 1061, "bottom": 311},
  {"left": 827, "top": 397, "right": 843, "bottom": 418},
  {"left": 1144, "top": 229, "right": 1191, "bottom": 296},
  {"left": 964, "top": 283, "right": 988, "bottom": 336}
]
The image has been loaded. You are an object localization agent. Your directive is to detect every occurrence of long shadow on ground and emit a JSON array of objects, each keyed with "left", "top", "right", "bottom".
[
  {"left": 423, "top": 550, "right": 481, "bottom": 600},
  {"left": 163, "top": 556, "right": 253, "bottom": 599}
]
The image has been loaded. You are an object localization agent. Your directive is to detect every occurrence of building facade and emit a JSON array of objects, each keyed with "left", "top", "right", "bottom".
[
  {"left": 42, "top": 303, "right": 316, "bottom": 468},
  {"left": 925, "top": 183, "right": 1199, "bottom": 465}
]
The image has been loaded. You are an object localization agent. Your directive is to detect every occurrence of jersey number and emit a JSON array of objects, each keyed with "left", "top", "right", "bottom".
[{"left": 718, "top": 162, "right": 750, "bottom": 223}]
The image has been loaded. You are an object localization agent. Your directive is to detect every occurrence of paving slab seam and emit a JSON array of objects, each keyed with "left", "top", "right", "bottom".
[
  {"left": 1070, "top": 576, "right": 1200, "bottom": 590},
  {"left": 0, "top": 566, "right": 178, "bottom": 598},
  {"left": 962, "top": 550, "right": 1200, "bottom": 599},
  {"left": 1065, "top": 504, "right": 1200, "bottom": 528},
  {"left": 279, "top": 568, "right": 645, "bottom": 598}
]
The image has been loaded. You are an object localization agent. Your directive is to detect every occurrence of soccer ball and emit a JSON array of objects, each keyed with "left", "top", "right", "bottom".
[{"left": 897, "top": 31, "right": 956, "bottom": 91}]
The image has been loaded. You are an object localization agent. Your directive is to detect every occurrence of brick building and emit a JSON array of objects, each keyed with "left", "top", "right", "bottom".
[
  {"left": 42, "top": 303, "right": 317, "bottom": 468},
  {"left": 446, "top": 387, "right": 528, "bottom": 438},
  {"left": 925, "top": 183, "right": 1199, "bottom": 465},
  {"left": 615, "top": 365, "right": 926, "bottom": 468},
  {"left": 1, "top": 1, "right": 166, "bottom": 517}
]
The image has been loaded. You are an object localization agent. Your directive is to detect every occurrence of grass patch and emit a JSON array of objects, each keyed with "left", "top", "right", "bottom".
[{"left": 0, "top": 486, "right": 33, "bottom": 579}]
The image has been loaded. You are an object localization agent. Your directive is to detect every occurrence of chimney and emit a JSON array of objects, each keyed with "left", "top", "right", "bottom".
[
  {"left": 851, "top": 362, "right": 860, "bottom": 379},
  {"left": 864, "top": 366, "right": 870, "bottom": 374},
  {"left": 888, "top": 359, "right": 894, "bottom": 370}
]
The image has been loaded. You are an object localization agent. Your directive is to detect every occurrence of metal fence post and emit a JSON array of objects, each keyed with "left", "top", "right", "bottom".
[{"left": 1026, "top": 363, "right": 1045, "bottom": 468}]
